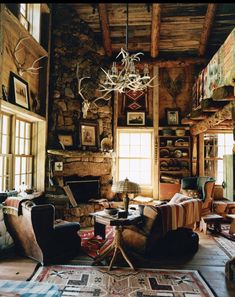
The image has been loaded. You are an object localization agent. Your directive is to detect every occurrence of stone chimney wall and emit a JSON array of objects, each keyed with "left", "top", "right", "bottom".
[{"left": 47, "top": 4, "right": 113, "bottom": 202}]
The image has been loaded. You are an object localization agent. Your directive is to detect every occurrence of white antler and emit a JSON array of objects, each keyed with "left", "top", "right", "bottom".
[
  {"left": 76, "top": 63, "right": 91, "bottom": 119},
  {"left": 76, "top": 63, "right": 112, "bottom": 116},
  {"left": 12, "top": 35, "right": 47, "bottom": 76}
]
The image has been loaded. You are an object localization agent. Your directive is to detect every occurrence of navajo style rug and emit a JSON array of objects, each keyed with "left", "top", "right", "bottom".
[
  {"left": 80, "top": 226, "right": 114, "bottom": 259},
  {"left": 31, "top": 265, "right": 216, "bottom": 297}
]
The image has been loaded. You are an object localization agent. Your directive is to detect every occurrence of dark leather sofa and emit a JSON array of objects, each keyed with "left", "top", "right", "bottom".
[{"left": 3, "top": 198, "right": 81, "bottom": 265}]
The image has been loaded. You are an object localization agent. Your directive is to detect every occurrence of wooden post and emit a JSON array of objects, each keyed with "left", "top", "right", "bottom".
[
  {"left": 192, "top": 135, "right": 198, "bottom": 176},
  {"left": 153, "top": 65, "right": 159, "bottom": 199},
  {"left": 98, "top": 4, "right": 112, "bottom": 57},
  {"left": 151, "top": 4, "right": 161, "bottom": 58}
]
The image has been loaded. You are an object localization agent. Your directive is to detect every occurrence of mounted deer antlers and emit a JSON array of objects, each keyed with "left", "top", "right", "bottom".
[
  {"left": 76, "top": 63, "right": 111, "bottom": 119},
  {"left": 12, "top": 35, "right": 47, "bottom": 76}
]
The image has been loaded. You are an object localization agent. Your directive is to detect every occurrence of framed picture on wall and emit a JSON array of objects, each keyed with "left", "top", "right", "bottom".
[
  {"left": 166, "top": 108, "right": 180, "bottom": 126},
  {"left": 127, "top": 111, "right": 145, "bottom": 126},
  {"left": 9, "top": 72, "right": 30, "bottom": 110},
  {"left": 78, "top": 120, "right": 100, "bottom": 150},
  {"left": 57, "top": 130, "right": 75, "bottom": 150}
]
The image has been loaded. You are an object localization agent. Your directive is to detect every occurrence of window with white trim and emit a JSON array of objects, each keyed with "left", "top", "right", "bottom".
[
  {"left": 0, "top": 113, "right": 34, "bottom": 192},
  {"left": 0, "top": 114, "right": 11, "bottom": 191},
  {"left": 14, "top": 119, "right": 33, "bottom": 191},
  {"left": 19, "top": 3, "right": 41, "bottom": 42},
  {"left": 117, "top": 129, "right": 153, "bottom": 187},
  {"left": 204, "top": 132, "right": 233, "bottom": 184}
]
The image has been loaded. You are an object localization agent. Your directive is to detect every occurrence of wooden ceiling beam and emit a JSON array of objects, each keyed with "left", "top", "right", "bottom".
[
  {"left": 190, "top": 102, "right": 233, "bottom": 135},
  {"left": 198, "top": 4, "right": 217, "bottom": 56},
  {"left": 151, "top": 4, "right": 161, "bottom": 58},
  {"left": 98, "top": 4, "right": 112, "bottom": 57}
]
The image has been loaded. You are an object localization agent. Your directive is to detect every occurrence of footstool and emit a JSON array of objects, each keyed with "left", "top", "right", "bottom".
[
  {"left": 226, "top": 214, "right": 235, "bottom": 235},
  {"left": 200, "top": 213, "right": 223, "bottom": 234}
]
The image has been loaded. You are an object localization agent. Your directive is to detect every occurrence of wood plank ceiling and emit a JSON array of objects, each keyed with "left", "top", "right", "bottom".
[{"left": 71, "top": 3, "right": 235, "bottom": 61}]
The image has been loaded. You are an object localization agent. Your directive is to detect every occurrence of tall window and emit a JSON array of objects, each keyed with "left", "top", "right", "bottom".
[
  {"left": 14, "top": 119, "right": 33, "bottom": 191},
  {"left": 204, "top": 132, "right": 233, "bottom": 184},
  {"left": 0, "top": 114, "right": 33, "bottom": 192},
  {"left": 0, "top": 114, "right": 11, "bottom": 191},
  {"left": 117, "top": 129, "right": 153, "bottom": 187},
  {"left": 19, "top": 3, "right": 41, "bottom": 42}
]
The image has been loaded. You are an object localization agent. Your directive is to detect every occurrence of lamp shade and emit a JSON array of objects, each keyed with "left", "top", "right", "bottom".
[{"left": 112, "top": 178, "right": 140, "bottom": 195}]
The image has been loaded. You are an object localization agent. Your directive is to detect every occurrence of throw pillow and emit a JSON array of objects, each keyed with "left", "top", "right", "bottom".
[
  {"left": 168, "top": 193, "right": 192, "bottom": 204},
  {"left": 180, "top": 189, "right": 200, "bottom": 199}
]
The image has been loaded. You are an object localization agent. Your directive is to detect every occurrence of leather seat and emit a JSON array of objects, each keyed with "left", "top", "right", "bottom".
[
  {"left": 180, "top": 176, "right": 215, "bottom": 216},
  {"left": 3, "top": 198, "right": 81, "bottom": 265}
]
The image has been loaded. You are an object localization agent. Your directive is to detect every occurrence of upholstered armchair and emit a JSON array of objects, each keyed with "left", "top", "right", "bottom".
[
  {"left": 180, "top": 176, "right": 215, "bottom": 216},
  {"left": 3, "top": 198, "right": 81, "bottom": 265}
]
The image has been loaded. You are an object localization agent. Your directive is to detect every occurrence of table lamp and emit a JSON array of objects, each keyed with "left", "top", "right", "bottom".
[{"left": 112, "top": 178, "right": 141, "bottom": 213}]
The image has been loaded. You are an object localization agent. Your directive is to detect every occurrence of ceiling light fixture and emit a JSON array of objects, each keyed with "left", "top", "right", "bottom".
[{"left": 99, "top": 3, "right": 156, "bottom": 94}]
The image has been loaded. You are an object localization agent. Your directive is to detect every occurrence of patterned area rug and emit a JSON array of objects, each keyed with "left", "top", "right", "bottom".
[
  {"left": 31, "top": 265, "right": 216, "bottom": 297},
  {"left": 80, "top": 226, "right": 114, "bottom": 259},
  {"left": 213, "top": 235, "right": 235, "bottom": 258},
  {"left": 213, "top": 224, "right": 235, "bottom": 258}
]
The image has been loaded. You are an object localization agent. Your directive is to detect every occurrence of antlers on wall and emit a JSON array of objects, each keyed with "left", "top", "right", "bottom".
[
  {"left": 12, "top": 35, "right": 47, "bottom": 76},
  {"left": 76, "top": 63, "right": 111, "bottom": 119}
]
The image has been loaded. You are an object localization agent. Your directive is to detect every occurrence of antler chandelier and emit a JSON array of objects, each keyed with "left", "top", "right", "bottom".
[{"left": 99, "top": 4, "right": 155, "bottom": 94}]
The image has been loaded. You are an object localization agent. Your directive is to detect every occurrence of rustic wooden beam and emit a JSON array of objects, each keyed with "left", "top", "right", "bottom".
[
  {"left": 98, "top": 4, "right": 112, "bottom": 57},
  {"left": 151, "top": 4, "right": 161, "bottom": 58},
  {"left": 115, "top": 57, "right": 207, "bottom": 69},
  {"left": 198, "top": 4, "right": 217, "bottom": 56},
  {"left": 190, "top": 102, "right": 233, "bottom": 135}
]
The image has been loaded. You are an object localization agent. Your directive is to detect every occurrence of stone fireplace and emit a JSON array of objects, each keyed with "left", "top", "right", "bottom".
[{"left": 46, "top": 150, "right": 114, "bottom": 227}]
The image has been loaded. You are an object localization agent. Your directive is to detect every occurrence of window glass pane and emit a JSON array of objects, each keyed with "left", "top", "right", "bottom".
[
  {"left": 130, "top": 133, "right": 140, "bottom": 145},
  {"left": 25, "top": 123, "right": 31, "bottom": 139},
  {"left": 15, "top": 138, "right": 19, "bottom": 154},
  {"left": 16, "top": 120, "right": 19, "bottom": 137},
  {"left": 22, "top": 157, "right": 26, "bottom": 173},
  {"left": 25, "top": 140, "right": 31, "bottom": 155},
  {"left": 119, "top": 133, "right": 129, "bottom": 145},
  {"left": 19, "top": 121, "right": 25, "bottom": 138},
  {"left": 2, "top": 135, "right": 8, "bottom": 154},
  {"left": 2, "top": 116, "right": 9, "bottom": 134},
  {"left": 129, "top": 146, "right": 140, "bottom": 157},
  {"left": 15, "top": 175, "right": 20, "bottom": 191},
  {"left": 19, "top": 139, "right": 25, "bottom": 154},
  {"left": 119, "top": 146, "right": 129, "bottom": 157},
  {"left": 27, "top": 157, "right": 33, "bottom": 173},
  {"left": 15, "top": 157, "right": 21, "bottom": 174}
]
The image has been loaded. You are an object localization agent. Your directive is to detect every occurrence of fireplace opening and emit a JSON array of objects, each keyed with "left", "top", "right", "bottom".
[{"left": 64, "top": 175, "right": 100, "bottom": 204}]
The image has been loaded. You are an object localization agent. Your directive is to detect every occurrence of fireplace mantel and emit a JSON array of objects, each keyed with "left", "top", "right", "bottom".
[{"left": 47, "top": 149, "right": 113, "bottom": 159}]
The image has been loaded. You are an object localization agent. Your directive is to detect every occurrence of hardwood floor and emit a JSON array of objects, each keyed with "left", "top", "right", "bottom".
[{"left": 0, "top": 231, "right": 234, "bottom": 296}]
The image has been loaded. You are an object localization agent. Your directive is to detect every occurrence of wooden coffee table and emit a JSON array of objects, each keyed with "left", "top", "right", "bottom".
[{"left": 90, "top": 210, "right": 142, "bottom": 271}]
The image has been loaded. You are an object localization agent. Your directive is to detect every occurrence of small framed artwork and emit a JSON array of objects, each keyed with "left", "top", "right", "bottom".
[
  {"left": 9, "top": 72, "right": 30, "bottom": 110},
  {"left": 57, "top": 130, "right": 75, "bottom": 150},
  {"left": 166, "top": 108, "right": 180, "bottom": 126},
  {"left": 127, "top": 111, "right": 145, "bottom": 126},
  {"left": 78, "top": 120, "right": 100, "bottom": 150}
]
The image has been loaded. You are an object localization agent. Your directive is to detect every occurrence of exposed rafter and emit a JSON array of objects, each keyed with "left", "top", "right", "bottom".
[
  {"left": 151, "top": 4, "right": 161, "bottom": 58},
  {"left": 98, "top": 4, "right": 112, "bottom": 57},
  {"left": 198, "top": 4, "right": 217, "bottom": 56}
]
